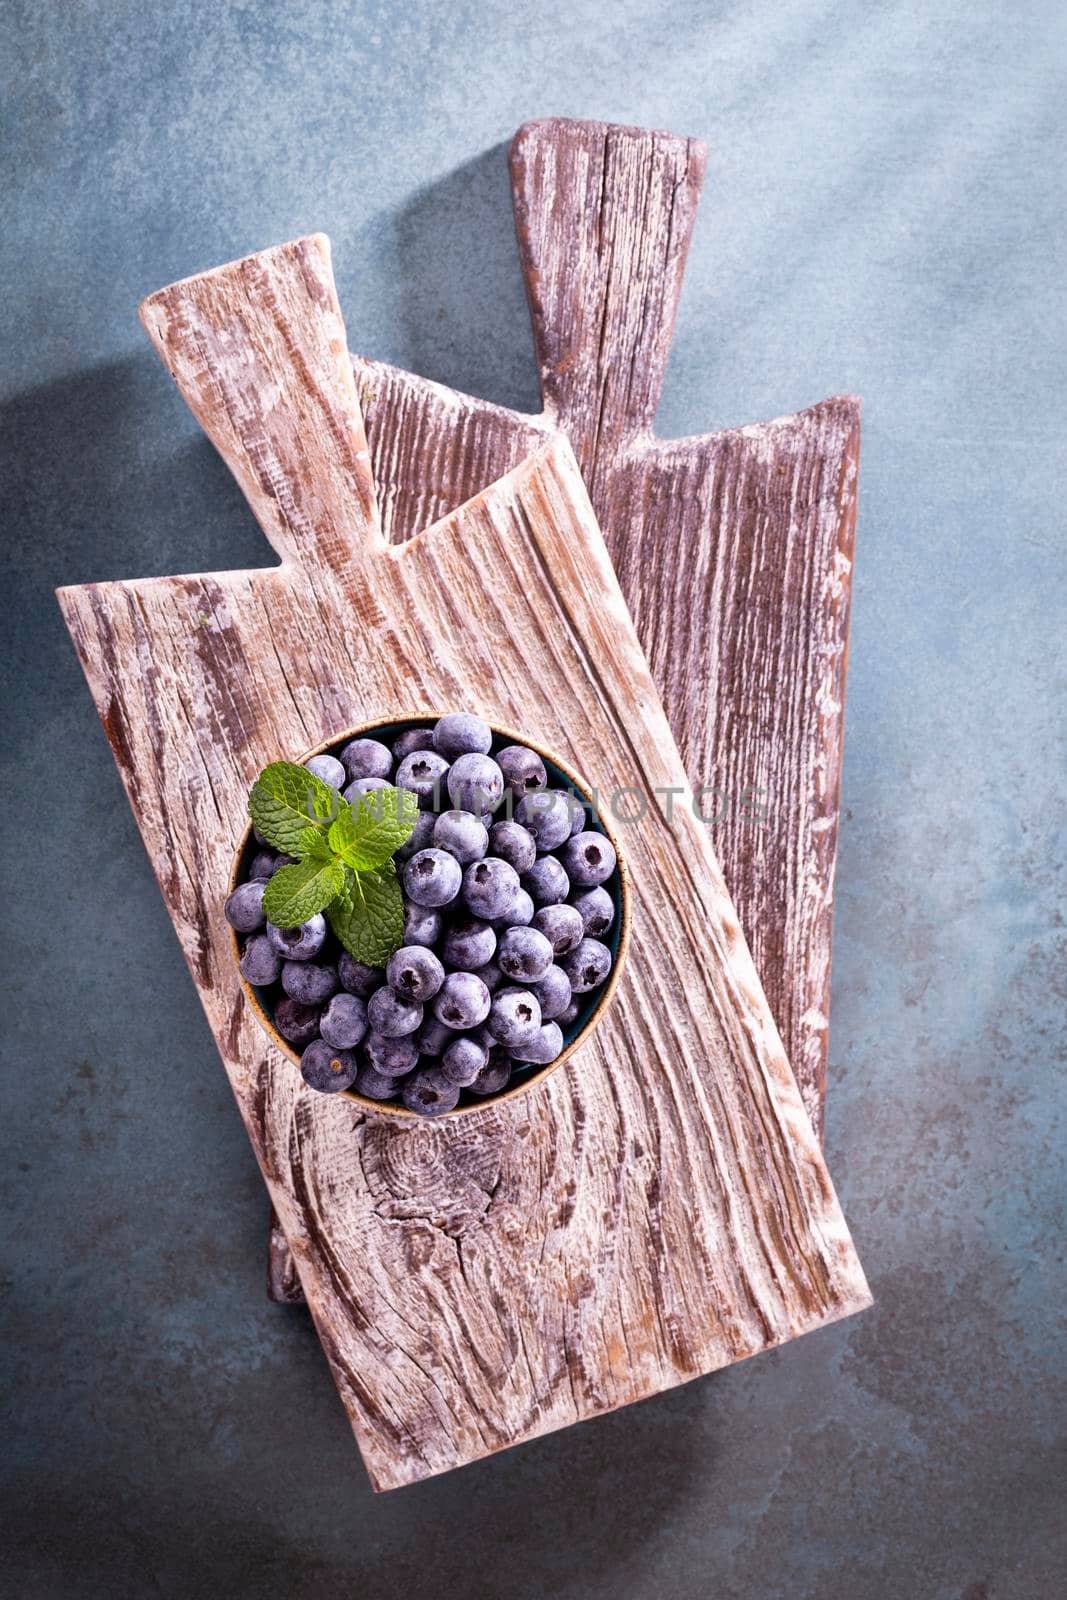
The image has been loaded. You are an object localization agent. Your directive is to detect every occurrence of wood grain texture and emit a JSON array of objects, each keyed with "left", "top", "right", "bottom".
[
  {"left": 268, "top": 116, "right": 859, "bottom": 1299},
  {"left": 58, "top": 234, "right": 870, "bottom": 1489}
]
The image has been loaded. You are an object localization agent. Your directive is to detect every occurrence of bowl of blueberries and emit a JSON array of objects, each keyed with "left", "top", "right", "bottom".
[{"left": 225, "top": 712, "right": 629, "bottom": 1119}]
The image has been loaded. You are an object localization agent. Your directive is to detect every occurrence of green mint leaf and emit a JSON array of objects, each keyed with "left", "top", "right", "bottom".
[
  {"left": 326, "top": 863, "right": 405, "bottom": 965},
  {"left": 262, "top": 855, "right": 346, "bottom": 929},
  {"left": 249, "top": 762, "right": 341, "bottom": 856},
  {"left": 297, "top": 824, "right": 337, "bottom": 862},
  {"left": 328, "top": 785, "right": 419, "bottom": 871}
]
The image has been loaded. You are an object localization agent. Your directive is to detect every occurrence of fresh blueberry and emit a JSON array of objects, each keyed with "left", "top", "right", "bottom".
[
  {"left": 305, "top": 753, "right": 346, "bottom": 789},
  {"left": 281, "top": 960, "right": 338, "bottom": 1005},
  {"left": 338, "top": 954, "right": 384, "bottom": 996},
  {"left": 339, "top": 737, "right": 393, "bottom": 782},
  {"left": 248, "top": 850, "right": 280, "bottom": 880},
  {"left": 224, "top": 879, "right": 266, "bottom": 932},
  {"left": 490, "top": 888, "right": 534, "bottom": 929},
  {"left": 395, "top": 810, "right": 436, "bottom": 863},
  {"left": 386, "top": 944, "right": 445, "bottom": 1003},
  {"left": 300, "top": 1039, "right": 359, "bottom": 1093},
  {"left": 319, "top": 992, "right": 369, "bottom": 1049},
  {"left": 441, "top": 915, "right": 497, "bottom": 971},
  {"left": 472, "top": 959, "right": 503, "bottom": 994},
  {"left": 488, "top": 820, "right": 537, "bottom": 874},
  {"left": 561, "top": 937, "right": 612, "bottom": 993},
  {"left": 391, "top": 726, "right": 435, "bottom": 763},
  {"left": 415, "top": 1015, "right": 457, "bottom": 1058},
  {"left": 568, "top": 798, "right": 590, "bottom": 836},
  {"left": 274, "top": 997, "right": 322, "bottom": 1048},
  {"left": 343, "top": 775, "right": 390, "bottom": 807},
  {"left": 396, "top": 749, "right": 450, "bottom": 810},
  {"left": 404, "top": 848, "right": 462, "bottom": 908},
  {"left": 447, "top": 753, "right": 504, "bottom": 814},
  {"left": 441, "top": 1033, "right": 489, "bottom": 1087},
  {"left": 402, "top": 1067, "right": 461, "bottom": 1117},
  {"left": 433, "top": 971, "right": 491, "bottom": 1029},
  {"left": 402, "top": 899, "right": 442, "bottom": 947},
  {"left": 559, "top": 830, "right": 617, "bottom": 887},
  {"left": 266, "top": 915, "right": 327, "bottom": 962},
  {"left": 570, "top": 886, "right": 615, "bottom": 938},
  {"left": 522, "top": 856, "right": 570, "bottom": 907},
  {"left": 496, "top": 744, "right": 547, "bottom": 800},
  {"left": 239, "top": 935, "right": 284, "bottom": 987},
  {"left": 355, "top": 1063, "right": 401, "bottom": 1101},
  {"left": 511, "top": 1021, "right": 564, "bottom": 1066},
  {"left": 557, "top": 998, "right": 581, "bottom": 1029},
  {"left": 487, "top": 986, "right": 542, "bottom": 1047},
  {"left": 367, "top": 986, "right": 423, "bottom": 1037},
  {"left": 363, "top": 1032, "right": 419, "bottom": 1077},
  {"left": 497, "top": 925, "right": 553, "bottom": 983},
  {"left": 531, "top": 903, "right": 584, "bottom": 955},
  {"left": 462, "top": 856, "right": 520, "bottom": 920},
  {"left": 529, "top": 963, "right": 572, "bottom": 1021},
  {"left": 432, "top": 713, "right": 492, "bottom": 760},
  {"left": 434, "top": 808, "right": 489, "bottom": 865},
  {"left": 468, "top": 1048, "right": 512, "bottom": 1097},
  {"left": 514, "top": 789, "right": 576, "bottom": 850}
]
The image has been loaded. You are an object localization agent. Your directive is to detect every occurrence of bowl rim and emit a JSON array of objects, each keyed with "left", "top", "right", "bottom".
[{"left": 227, "top": 713, "right": 632, "bottom": 1120}]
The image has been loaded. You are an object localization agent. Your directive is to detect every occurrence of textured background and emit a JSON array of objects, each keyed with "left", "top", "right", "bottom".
[{"left": 3, "top": 2, "right": 1064, "bottom": 1596}]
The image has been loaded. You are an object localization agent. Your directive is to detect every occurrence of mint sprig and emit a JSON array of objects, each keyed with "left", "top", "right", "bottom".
[{"left": 246, "top": 761, "right": 417, "bottom": 963}]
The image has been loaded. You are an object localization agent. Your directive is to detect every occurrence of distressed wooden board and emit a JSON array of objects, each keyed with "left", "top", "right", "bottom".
[
  {"left": 269, "top": 117, "right": 860, "bottom": 1296},
  {"left": 57, "top": 234, "right": 870, "bottom": 1490}
]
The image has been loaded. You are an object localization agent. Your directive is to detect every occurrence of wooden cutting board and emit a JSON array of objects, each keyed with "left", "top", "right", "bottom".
[
  {"left": 268, "top": 117, "right": 861, "bottom": 1300},
  {"left": 58, "top": 233, "right": 869, "bottom": 1491}
]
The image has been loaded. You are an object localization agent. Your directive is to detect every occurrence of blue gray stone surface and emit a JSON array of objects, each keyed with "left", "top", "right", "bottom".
[{"left": 2, "top": 2, "right": 1064, "bottom": 1595}]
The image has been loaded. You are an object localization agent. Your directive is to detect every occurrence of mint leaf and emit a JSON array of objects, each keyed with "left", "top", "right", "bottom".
[
  {"left": 329, "top": 785, "right": 419, "bottom": 871},
  {"left": 297, "top": 824, "right": 337, "bottom": 862},
  {"left": 263, "top": 855, "right": 346, "bottom": 928},
  {"left": 249, "top": 762, "right": 341, "bottom": 855},
  {"left": 326, "top": 862, "right": 405, "bottom": 965}
]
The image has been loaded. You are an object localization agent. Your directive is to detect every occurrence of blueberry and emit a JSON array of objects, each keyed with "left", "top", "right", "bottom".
[
  {"left": 487, "top": 986, "right": 542, "bottom": 1047},
  {"left": 281, "top": 960, "right": 338, "bottom": 1005},
  {"left": 355, "top": 1063, "right": 401, "bottom": 1101},
  {"left": 395, "top": 810, "right": 436, "bottom": 863},
  {"left": 522, "top": 856, "right": 570, "bottom": 907},
  {"left": 433, "top": 808, "right": 489, "bottom": 865},
  {"left": 497, "top": 925, "right": 554, "bottom": 983},
  {"left": 441, "top": 915, "right": 497, "bottom": 971},
  {"left": 447, "top": 753, "right": 504, "bottom": 814},
  {"left": 490, "top": 887, "right": 534, "bottom": 929},
  {"left": 404, "top": 847, "right": 462, "bottom": 908},
  {"left": 239, "top": 934, "right": 283, "bottom": 986},
  {"left": 396, "top": 749, "right": 450, "bottom": 810},
  {"left": 432, "top": 713, "right": 493, "bottom": 760},
  {"left": 266, "top": 915, "right": 327, "bottom": 962},
  {"left": 496, "top": 744, "right": 547, "bottom": 800},
  {"left": 531, "top": 903, "right": 584, "bottom": 955},
  {"left": 462, "top": 856, "right": 520, "bottom": 920},
  {"left": 433, "top": 970, "right": 491, "bottom": 1029},
  {"left": 557, "top": 998, "right": 581, "bottom": 1029},
  {"left": 305, "top": 753, "right": 346, "bottom": 789},
  {"left": 248, "top": 850, "right": 280, "bottom": 880},
  {"left": 319, "top": 992, "right": 369, "bottom": 1049},
  {"left": 338, "top": 954, "right": 384, "bottom": 996},
  {"left": 561, "top": 937, "right": 612, "bottom": 993},
  {"left": 386, "top": 944, "right": 445, "bottom": 1003},
  {"left": 529, "top": 963, "right": 572, "bottom": 1021},
  {"left": 472, "top": 959, "right": 503, "bottom": 994},
  {"left": 367, "top": 986, "right": 423, "bottom": 1037},
  {"left": 274, "top": 996, "right": 322, "bottom": 1048},
  {"left": 488, "top": 820, "right": 537, "bottom": 874},
  {"left": 559, "top": 830, "right": 617, "bottom": 887},
  {"left": 300, "top": 1039, "right": 359, "bottom": 1093},
  {"left": 402, "top": 899, "right": 442, "bottom": 947},
  {"left": 441, "top": 1033, "right": 489, "bottom": 1087},
  {"left": 570, "top": 886, "right": 615, "bottom": 938},
  {"left": 403, "top": 1067, "right": 461, "bottom": 1117},
  {"left": 343, "top": 775, "right": 390, "bottom": 807},
  {"left": 511, "top": 1021, "right": 564, "bottom": 1066},
  {"left": 391, "top": 726, "right": 435, "bottom": 763},
  {"left": 224, "top": 879, "right": 266, "bottom": 932},
  {"left": 415, "top": 1015, "right": 457, "bottom": 1058},
  {"left": 339, "top": 737, "right": 393, "bottom": 782},
  {"left": 363, "top": 1032, "right": 419, "bottom": 1077},
  {"left": 568, "top": 799, "right": 590, "bottom": 836},
  {"left": 515, "top": 789, "right": 576, "bottom": 850},
  {"left": 468, "top": 1048, "right": 512, "bottom": 1097}
]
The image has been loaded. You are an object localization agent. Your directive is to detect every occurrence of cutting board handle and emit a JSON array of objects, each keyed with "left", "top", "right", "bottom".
[
  {"left": 509, "top": 119, "right": 708, "bottom": 463},
  {"left": 140, "top": 234, "right": 381, "bottom": 571}
]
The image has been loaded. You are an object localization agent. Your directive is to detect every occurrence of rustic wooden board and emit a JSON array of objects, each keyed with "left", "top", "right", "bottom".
[{"left": 58, "top": 234, "right": 870, "bottom": 1490}]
